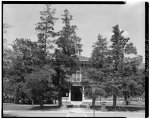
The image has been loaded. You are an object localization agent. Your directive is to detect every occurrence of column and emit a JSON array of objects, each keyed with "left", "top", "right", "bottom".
[
  {"left": 68, "top": 88, "right": 71, "bottom": 102},
  {"left": 82, "top": 86, "right": 85, "bottom": 102},
  {"left": 80, "top": 67, "right": 82, "bottom": 82}
]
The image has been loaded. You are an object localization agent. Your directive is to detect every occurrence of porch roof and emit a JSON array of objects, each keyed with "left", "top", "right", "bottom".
[{"left": 77, "top": 55, "right": 89, "bottom": 61}]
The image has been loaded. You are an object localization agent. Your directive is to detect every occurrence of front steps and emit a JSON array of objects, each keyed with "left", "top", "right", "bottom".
[
  {"left": 71, "top": 101, "right": 82, "bottom": 108},
  {"left": 71, "top": 101, "right": 82, "bottom": 105},
  {"left": 62, "top": 101, "right": 90, "bottom": 108}
]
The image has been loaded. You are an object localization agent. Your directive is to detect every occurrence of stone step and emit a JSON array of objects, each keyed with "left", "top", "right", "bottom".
[{"left": 71, "top": 101, "right": 82, "bottom": 106}]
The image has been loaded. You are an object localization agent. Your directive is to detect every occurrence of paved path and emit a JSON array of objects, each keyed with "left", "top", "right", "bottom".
[
  {"left": 3, "top": 108, "right": 145, "bottom": 118},
  {"left": 66, "top": 108, "right": 87, "bottom": 117}
]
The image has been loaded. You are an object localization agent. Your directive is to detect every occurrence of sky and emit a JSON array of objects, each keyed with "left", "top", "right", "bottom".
[{"left": 3, "top": 2, "right": 145, "bottom": 62}]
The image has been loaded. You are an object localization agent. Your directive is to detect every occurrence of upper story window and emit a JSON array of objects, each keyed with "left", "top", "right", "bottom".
[
  {"left": 76, "top": 71, "right": 81, "bottom": 82},
  {"left": 72, "top": 71, "right": 81, "bottom": 82},
  {"left": 72, "top": 73, "right": 76, "bottom": 82}
]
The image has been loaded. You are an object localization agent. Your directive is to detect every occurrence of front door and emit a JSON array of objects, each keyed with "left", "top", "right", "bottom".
[{"left": 71, "top": 86, "right": 82, "bottom": 101}]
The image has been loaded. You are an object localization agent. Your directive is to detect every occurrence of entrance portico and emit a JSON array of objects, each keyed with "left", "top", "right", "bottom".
[
  {"left": 71, "top": 86, "right": 82, "bottom": 101},
  {"left": 67, "top": 84, "right": 85, "bottom": 103}
]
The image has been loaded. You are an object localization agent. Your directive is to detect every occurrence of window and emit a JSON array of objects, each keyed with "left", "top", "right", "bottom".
[
  {"left": 76, "top": 71, "right": 81, "bottom": 82},
  {"left": 72, "top": 74, "right": 76, "bottom": 82},
  {"left": 72, "top": 71, "right": 81, "bottom": 82}
]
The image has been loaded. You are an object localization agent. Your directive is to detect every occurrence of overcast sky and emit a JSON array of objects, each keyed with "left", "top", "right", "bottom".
[{"left": 3, "top": 2, "right": 145, "bottom": 62}]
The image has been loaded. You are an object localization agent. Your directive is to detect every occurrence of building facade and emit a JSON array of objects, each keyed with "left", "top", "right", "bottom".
[{"left": 62, "top": 51, "right": 90, "bottom": 104}]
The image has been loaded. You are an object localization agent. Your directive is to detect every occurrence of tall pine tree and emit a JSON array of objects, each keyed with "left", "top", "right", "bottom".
[
  {"left": 35, "top": 4, "right": 58, "bottom": 66},
  {"left": 54, "top": 9, "right": 82, "bottom": 107},
  {"left": 110, "top": 25, "right": 137, "bottom": 108},
  {"left": 24, "top": 5, "right": 58, "bottom": 107},
  {"left": 91, "top": 34, "right": 109, "bottom": 69}
]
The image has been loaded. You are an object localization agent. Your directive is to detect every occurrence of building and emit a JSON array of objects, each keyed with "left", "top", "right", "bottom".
[{"left": 62, "top": 48, "right": 90, "bottom": 104}]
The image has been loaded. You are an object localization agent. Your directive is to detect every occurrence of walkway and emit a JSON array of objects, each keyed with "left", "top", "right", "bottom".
[{"left": 66, "top": 107, "right": 87, "bottom": 117}]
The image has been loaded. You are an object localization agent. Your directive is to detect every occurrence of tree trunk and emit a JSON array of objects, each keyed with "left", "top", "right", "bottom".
[
  {"left": 100, "top": 96, "right": 101, "bottom": 104},
  {"left": 31, "top": 99, "right": 34, "bottom": 106},
  {"left": 15, "top": 98, "right": 19, "bottom": 104},
  {"left": 92, "top": 97, "right": 96, "bottom": 108},
  {"left": 124, "top": 93, "right": 129, "bottom": 105},
  {"left": 15, "top": 94, "right": 19, "bottom": 104},
  {"left": 58, "top": 90, "right": 62, "bottom": 107},
  {"left": 15, "top": 88, "right": 20, "bottom": 104},
  {"left": 29, "top": 97, "right": 34, "bottom": 106},
  {"left": 113, "top": 94, "right": 117, "bottom": 109},
  {"left": 58, "top": 96, "right": 62, "bottom": 107},
  {"left": 92, "top": 97, "right": 96, "bottom": 117},
  {"left": 40, "top": 96, "right": 43, "bottom": 108}
]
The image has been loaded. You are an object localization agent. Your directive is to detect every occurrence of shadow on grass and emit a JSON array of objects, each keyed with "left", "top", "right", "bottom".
[
  {"left": 92, "top": 106, "right": 145, "bottom": 112},
  {"left": 3, "top": 114, "right": 17, "bottom": 117},
  {"left": 30, "top": 105, "right": 60, "bottom": 111},
  {"left": 3, "top": 103, "right": 66, "bottom": 111},
  {"left": 106, "top": 106, "right": 145, "bottom": 112}
]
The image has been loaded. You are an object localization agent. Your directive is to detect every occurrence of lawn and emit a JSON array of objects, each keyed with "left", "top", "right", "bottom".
[
  {"left": 3, "top": 102, "right": 145, "bottom": 117},
  {"left": 3, "top": 101, "right": 145, "bottom": 112},
  {"left": 81, "top": 101, "right": 145, "bottom": 112},
  {"left": 3, "top": 103, "right": 33, "bottom": 110},
  {"left": 3, "top": 113, "right": 17, "bottom": 117},
  {"left": 82, "top": 101, "right": 145, "bottom": 107},
  {"left": 3, "top": 103, "right": 61, "bottom": 111}
]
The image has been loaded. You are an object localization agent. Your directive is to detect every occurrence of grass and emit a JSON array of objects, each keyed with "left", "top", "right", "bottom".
[
  {"left": 81, "top": 101, "right": 145, "bottom": 112},
  {"left": 30, "top": 105, "right": 60, "bottom": 111},
  {"left": 86, "top": 105, "right": 145, "bottom": 112},
  {"left": 82, "top": 101, "right": 145, "bottom": 107},
  {"left": 3, "top": 113, "right": 17, "bottom": 117},
  {"left": 3, "top": 102, "right": 73, "bottom": 111},
  {"left": 3, "top": 101, "right": 145, "bottom": 112},
  {"left": 3, "top": 103, "right": 61, "bottom": 111},
  {"left": 3, "top": 103, "right": 34, "bottom": 110},
  {"left": 105, "top": 106, "right": 145, "bottom": 112}
]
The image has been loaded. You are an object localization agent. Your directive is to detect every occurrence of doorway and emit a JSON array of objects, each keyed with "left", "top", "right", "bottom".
[{"left": 71, "top": 86, "right": 82, "bottom": 101}]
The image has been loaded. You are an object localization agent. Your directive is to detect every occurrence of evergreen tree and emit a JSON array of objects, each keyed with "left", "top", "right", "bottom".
[
  {"left": 110, "top": 25, "right": 137, "bottom": 108},
  {"left": 24, "top": 4, "right": 58, "bottom": 107},
  {"left": 82, "top": 68, "right": 106, "bottom": 108},
  {"left": 91, "top": 34, "right": 108, "bottom": 69},
  {"left": 54, "top": 9, "right": 82, "bottom": 107},
  {"left": 35, "top": 4, "right": 58, "bottom": 66},
  {"left": 88, "top": 34, "right": 110, "bottom": 106}
]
